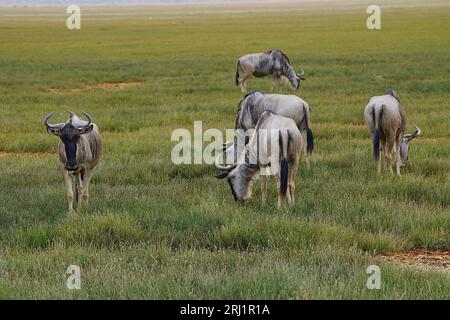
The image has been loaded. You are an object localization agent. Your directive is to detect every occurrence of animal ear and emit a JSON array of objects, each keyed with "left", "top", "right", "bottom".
[
  {"left": 78, "top": 123, "right": 94, "bottom": 135},
  {"left": 215, "top": 172, "right": 229, "bottom": 180},
  {"left": 297, "top": 74, "right": 306, "bottom": 80},
  {"left": 47, "top": 127, "right": 61, "bottom": 136}
]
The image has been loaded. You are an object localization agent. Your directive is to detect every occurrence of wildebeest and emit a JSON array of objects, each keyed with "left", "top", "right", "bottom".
[
  {"left": 364, "top": 89, "right": 422, "bottom": 176},
  {"left": 216, "top": 112, "right": 303, "bottom": 207},
  {"left": 44, "top": 112, "right": 102, "bottom": 212},
  {"left": 235, "top": 49, "right": 305, "bottom": 93},
  {"left": 215, "top": 91, "right": 313, "bottom": 169}
]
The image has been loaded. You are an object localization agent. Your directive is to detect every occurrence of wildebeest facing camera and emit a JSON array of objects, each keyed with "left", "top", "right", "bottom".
[{"left": 0, "top": 0, "right": 448, "bottom": 310}]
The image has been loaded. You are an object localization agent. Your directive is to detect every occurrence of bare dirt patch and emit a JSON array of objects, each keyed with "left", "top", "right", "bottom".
[
  {"left": 49, "top": 82, "right": 142, "bottom": 93},
  {"left": 85, "top": 82, "right": 142, "bottom": 90},
  {"left": 377, "top": 249, "right": 450, "bottom": 274}
]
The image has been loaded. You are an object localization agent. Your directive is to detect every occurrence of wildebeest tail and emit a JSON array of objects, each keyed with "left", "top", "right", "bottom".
[
  {"left": 307, "top": 128, "right": 314, "bottom": 155},
  {"left": 235, "top": 60, "right": 240, "bottom": 86},
  {"left": 373, "top": 128, "right": 380, "bottom": 161},
  {"left": 372, "top": 105, "right": 383, "bottom": 162},
  {"left": 303, "top": 105, "right": 314, "bottom": 155},
  {"left": 279, "top": 130, "right": 289, "bottom": 196},
  {"left": 280, "top": 159, "right": 288, "bottom": 195}
]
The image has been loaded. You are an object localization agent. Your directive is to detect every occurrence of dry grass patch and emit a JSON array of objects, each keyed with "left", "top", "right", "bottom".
[
  {"left": 49, "top": 82, "right": 143, "bottom": 93},
  {"left": 378, "top": 249, "right": 450, "bottom": 274},
  {"left": 0, "top": 151, "right": 51, "bottom": 158}
]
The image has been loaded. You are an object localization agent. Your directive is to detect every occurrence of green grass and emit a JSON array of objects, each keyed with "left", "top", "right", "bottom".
[{"left": 0, "top": 2, "right": 449, "bottom": 299}]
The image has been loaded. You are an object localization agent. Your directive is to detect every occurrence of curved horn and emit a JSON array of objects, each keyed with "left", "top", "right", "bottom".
[
  {"left": 44, "top": 112, "right": 64, "bottom": 129},
  {"left": 413, "top": 124, "right": 422, "bottom": 137},
  {"left": 72, "top": 111, "right": 94, "bottom": 130},
  {"left": 44, "top": 112, "right": 56, "bottom": 128},
  {"left": 82, "top": 111, "right": 92, "bottom": 126},
  {"left": 44, "top": 112, "right": 65, "bottom": 135},
  {"left": 214, "top": 154, "right": 235, "bottom": 171},
  {"left": 297, "top": 68, "right": 306, "bottom": 80},
  {"left": 404, "top": 124, "right": 422, "bottom": 142}
]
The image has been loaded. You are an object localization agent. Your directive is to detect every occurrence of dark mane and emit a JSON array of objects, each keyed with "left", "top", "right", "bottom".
[
  {"left": 279, "top": 50, "right": 291, "bottom": 64},
  {"left": 243, "top": 90, "right": 263, "bottom": 100},
  {"left": 235, "top": 91, "right": 265, "bottom": 129},
  {"left": 385, "top": 89, "right": 401, "bottom": 103},
  {"left": 254, "top": 111, "right": 272, "bottom": 130},
  {"left": 235, "top": 99, "right": 244, "bottom": 129}
]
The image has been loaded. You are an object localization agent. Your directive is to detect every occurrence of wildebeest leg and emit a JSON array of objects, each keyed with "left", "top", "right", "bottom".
[
  {"left": 275, "top": 175, "right": 282, "bottom": 208},
  {"left": 297, "top": 129, "right": 309, "bottom": 168},
  {"left": 285, "top": 182, "right": 292, "bottom": 205},
  {"left": 395, "top": 137, "right": 402, "bottom": 176},
  {"left": 238, "top": 73, "right": 250, "bottom": 93},
  {"left": 82, "top": 169, "right": 92, "bottom": 206},
  {"left": 63, "top": 170, "right": 74, "bottom": 213},
  {"left": 239, "top": 64, "right": 254, "bottom": 93},
  {"left": 76, "top": 173, "right": 84, "bottom": 211},
  {"left": 288, "top": 158, "right": 299, "bottom": 205},
  {"left": 260, "top": 174, "right": 268, "bottom": 204},
  {"left": 384, "top": 142, "right": 394, "bottom": 175},
  {"left": 271, "top": 71, "right": 281, "bottom": 92},
  {"left": 302, "top": 134, "right": 310, "bottom": 169}
]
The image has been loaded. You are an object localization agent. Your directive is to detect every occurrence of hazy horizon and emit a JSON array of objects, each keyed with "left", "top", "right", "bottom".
[{"left": 0, "top": 0, "right": 350, "bottom": 7}]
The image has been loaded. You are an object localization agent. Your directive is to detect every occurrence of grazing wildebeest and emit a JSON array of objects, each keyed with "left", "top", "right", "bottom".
[
  {"left": 215, "top": 91, "right": 313, "bottom": 170},
  {"left": 364, "top": 89, "right": 422, "bottom": 176},
  {"left": 235, "top": 49, "right": 305, "bottom": 93},
  {"left": 44, "top": 112, "right": 102, "bottom": 212},
  {"left": 216, "top": 112, "right": 303, "bottom": 207}
]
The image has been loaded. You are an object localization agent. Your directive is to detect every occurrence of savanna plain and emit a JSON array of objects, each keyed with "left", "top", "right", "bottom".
[{"left": 0, "top": 1, "right": 449, "bottom": 299}]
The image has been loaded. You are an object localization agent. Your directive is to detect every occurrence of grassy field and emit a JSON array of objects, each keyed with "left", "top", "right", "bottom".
[{"left": 0, "top": 1, "right": 449, "bottom": 299}]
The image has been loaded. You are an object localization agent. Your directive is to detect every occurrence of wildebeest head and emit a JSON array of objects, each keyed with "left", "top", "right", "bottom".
[
  {"left": 215, "top": 169, "right": 246, "bottom": 204},
  {"left": 44, "top": 112, "right": 94, "bottom": 172},
  {"left": 215, "top": 163, "right": 258, "bottom": 204},
  {"left": 291, "top": 68, "right": 305, "bottom": 90},
  {"left": 399, "top": 124, "right": 422, "bottom": 167}
]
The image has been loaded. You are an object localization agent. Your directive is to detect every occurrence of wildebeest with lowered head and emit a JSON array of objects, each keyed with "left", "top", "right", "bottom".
[
  {"left": 215, "top": 91, "right": 313, "bottom": 170},
  {"left": 235, "top": 49, "right": 305, "bottom": 93},
  {"left": 216, "top": 112, "right": 303, "bottom": 207},
  {"left": 364, "top": 89, "right": 422, "bottom": 176},
  {"left": 44, "top": 112, "right": 102, "bottom": 212}
]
